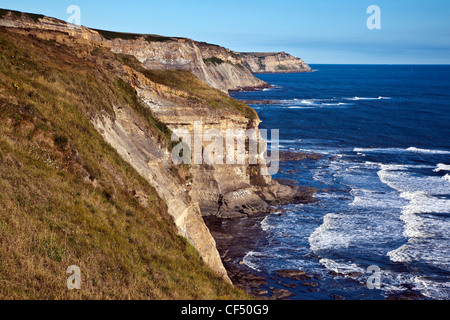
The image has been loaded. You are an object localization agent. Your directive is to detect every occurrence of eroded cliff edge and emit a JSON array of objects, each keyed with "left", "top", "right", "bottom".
[
  {"left": 0, "top": 9, "right": 302, "bottom": 285},
  {"left": 239, "top": 52, "right": 312, "bottom": 73}
]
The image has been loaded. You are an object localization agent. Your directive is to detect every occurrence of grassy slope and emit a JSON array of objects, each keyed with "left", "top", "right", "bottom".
[
  {"left": 116, "top": 53, "right": 258, "bottom": 121},
  {"left": 0, "top": 27, "right": 247, "bottom": 299}
]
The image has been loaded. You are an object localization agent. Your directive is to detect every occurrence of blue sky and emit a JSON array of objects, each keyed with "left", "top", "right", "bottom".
[{"left": 1, "top": 0, "right": 449, "bottom": 64}]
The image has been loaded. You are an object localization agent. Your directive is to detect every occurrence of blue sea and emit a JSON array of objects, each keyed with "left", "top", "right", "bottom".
[{"left": 230, "top": 65, "right": 450, "bottom": 300}]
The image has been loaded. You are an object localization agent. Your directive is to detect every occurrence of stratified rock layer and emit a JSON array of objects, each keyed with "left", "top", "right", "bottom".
[{"left": 239, "top": 52, "right": 312, "bottom": 73}]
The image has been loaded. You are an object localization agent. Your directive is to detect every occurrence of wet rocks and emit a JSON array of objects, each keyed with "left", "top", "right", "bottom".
[
  {"left": 271, "top": 289, "right": 296, "bottom": 300},
  {"left": 276, "top": 269, "right": 314, "bottom": 281},
  {"left": 279, "top": 151, "right": 323, "bottom": 162}
]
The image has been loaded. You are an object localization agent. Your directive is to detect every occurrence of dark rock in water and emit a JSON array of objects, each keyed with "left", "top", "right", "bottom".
[
  {"left": 279, "top": 151, "right": 323, "bottom": 162},
  {"left": 329, "top": 271, "right": 363, "bottom": 278},
  {"left": 387, "top": 290, "right": 427, "bottom": 300},
  {"left": 301, "top": 282, "right": 319, "bottom": 288},
  {"left": 276, "top": 269, "right": 313, "bottom": 281},
  {"left": 252, "top": 288, "right": 269, "bottom": 296},
  {"left": 282, "top": 283, "right": 298, "bottom": 289},
  {"left": 271, "top": 288, "right": 296, "bottom": 300},
  {"left": 331, "top": 294, "right": 346, "bottom": 300},
  {"left": 293, "top": 186, "right": 319, "bottom": 204}
]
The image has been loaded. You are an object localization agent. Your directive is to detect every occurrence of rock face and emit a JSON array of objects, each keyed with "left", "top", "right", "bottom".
[
  {"left": 239, "top": 52, "right": 312, "bottom": 73},
  {"left": 124, "top": 66, "right": 298, "bottom": 219},
  {"left": 0, "top": 9, "right": 104, "bottom": 42},
  {"left": 0, "top": 9, "right": 268, "bottom": 93},
  {"left": 0, "top": 9, "right": 304, "bottom": 285},
  {"left": 92, "top": 104, "right": 230, "bottom": 282},
  {"left": 107, "top": 37, "right": 268, "bottom": 92}
]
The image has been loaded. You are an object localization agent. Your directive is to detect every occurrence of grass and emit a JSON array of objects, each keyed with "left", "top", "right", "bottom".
[
  {"left": 115, "top": 53, "right": 257, "bottom": 121},
  {"left": 93, "top": 28, "right": 173, "bottom": 42},
  {"left": 0, "top": 27, "right": 248, "bottom": 300},
  {"left": 0, "top": 9, "right": 45, "bottom": 22}
]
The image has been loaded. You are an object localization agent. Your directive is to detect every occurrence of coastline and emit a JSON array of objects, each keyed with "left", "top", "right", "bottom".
[
  {"left": 203, "top": 151, "right": 323, "bottom": 300},
  {"left": 218, "top": 90, "right": 435, "bottom": 300},
  {"left": 205, "top": 149, "right": 430, "bottom": 300}
]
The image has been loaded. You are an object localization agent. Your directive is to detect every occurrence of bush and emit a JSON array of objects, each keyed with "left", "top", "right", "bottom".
[
  {"left": 203, "top": 57, "right": 225, "bottom": 65},
  {"left": 53, "top": 135, "right": 68, "bottom": 150}
]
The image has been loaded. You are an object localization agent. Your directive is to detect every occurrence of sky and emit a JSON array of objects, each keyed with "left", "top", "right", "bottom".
[{"left": 1, "top": 0, "right": 450, "bottom": 64}]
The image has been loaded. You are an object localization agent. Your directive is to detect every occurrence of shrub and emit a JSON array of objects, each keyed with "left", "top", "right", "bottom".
[
  {"left": 53, "top": 135, "right": 68, "bottom": 150},
  {"left": 203, "top": 57, "right": 225, "bottom": 65}
]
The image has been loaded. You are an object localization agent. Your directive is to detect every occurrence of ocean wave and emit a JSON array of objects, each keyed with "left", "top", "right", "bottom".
[
  {"left": 318, "top": 258, "right": 365, "bottom": 276},
  {"left": 261, "top": 215, "right": 272, "bottom": 232},
  {"left": 354, "top": 147, "right": 450, "bottom": 155},
  {"left": 378, "top": 164, "right": 450, "bottom": 195},
  {"left": 349, "top": 188, "right": 403, "bottom": 209},
  {"left": 242, "top": 251, "right": 263, "bottom": 272},
  {"left": 309, "top": 213, "right": 358, "bottom": 252},
  {"left": 406, "top": 147, "right": 450, "bottom": 155},
  {"left": 379, "top": 163, "right": 450, "bottom": 284},
  {"left": 434, "top": 163, "right": 450, "bottom": 172},
  {"left": 344, "top": 96, "right": 391, "bottom": 101},
  {"left": 277, "top": 98, "right": 352, "bottom": 109},
  {"left": 322, "top": 102, "right": 349, "bottom": 106}
]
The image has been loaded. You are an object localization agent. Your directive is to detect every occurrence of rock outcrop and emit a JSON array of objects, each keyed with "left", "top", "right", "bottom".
[
  {"left": 92, "top": 104, "right": 230, "bottom": 282},
  {"left": 0, "top": 9, "right": 303, "bottom": 285},
  {"left": 123, "top": 66, "right": 298, "bottom": 219},
  {"left": 0, "top": 9, "right": 104, "bottom": 42},
  {"left": 106, "top": 37, "right": 268, "bottom": 92},
  {"left": 0, "top": 9, "right": 268, "bottom": 93},
  {"left": 239, "top": 52, "right": 312, "bottom": 73}
]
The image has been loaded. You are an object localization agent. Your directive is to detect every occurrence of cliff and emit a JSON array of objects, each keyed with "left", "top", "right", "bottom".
[
  {"left": 0, "top": 9, "right": 301, "bottom": 297},
  {"left": 239, "top": 52, "right": 312, "bottom": 73},
  {"left": 0, "top": 23, "right": 255, "bottom": 298},
  {"left": 103, "top": 33, "right": 269, "bottom": 93},
  {"left": 0, "top": 9, "right": 268, "bottom": 93}
]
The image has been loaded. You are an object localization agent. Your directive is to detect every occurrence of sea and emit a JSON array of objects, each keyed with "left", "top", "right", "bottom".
[{"left": 229, "top": 65, "right": 450, "bottom": 300}]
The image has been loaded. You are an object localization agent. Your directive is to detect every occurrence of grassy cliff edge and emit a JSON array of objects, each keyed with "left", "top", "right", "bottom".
[{"left": 0, "top": 24, "right": 248, "bottom": 299}]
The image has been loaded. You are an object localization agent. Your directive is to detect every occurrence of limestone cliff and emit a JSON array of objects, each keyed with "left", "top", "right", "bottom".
[
  {"left": 104, "top": 35, "right": 268, "bottom": 92},
  {"left": 0, "top": 9, "right": 104, "bottom": 42},
  {"left": 239, "top": 52, "right": 312, "bottom": 73},
  {"left": 0, "top": 9, "right": 299, "bottom": 285},
  {"left": 0, "top": 9, "right": 268, "bottom": 93}
]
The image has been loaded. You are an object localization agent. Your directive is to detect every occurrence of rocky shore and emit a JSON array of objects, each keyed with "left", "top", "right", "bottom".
[
  {"left": 203, "top": 151, "right": 323, "bottom": 299},
  {"left": 204, "top": 211, "right": 324, "bottom": 300}
]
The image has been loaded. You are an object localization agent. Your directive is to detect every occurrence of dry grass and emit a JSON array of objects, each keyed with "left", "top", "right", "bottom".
[
  {"left": 0, "top": 27, "right": 248, "bottom": 300},
  {"left": 115, "top": 53, "right": 258, "bottom": 121}
]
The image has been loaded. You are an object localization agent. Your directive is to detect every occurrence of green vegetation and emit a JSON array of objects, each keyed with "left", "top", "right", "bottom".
[
  {"left": 115, "top": 53, "right": 257, "bottom": 121},
  {"left": 203, "top": 57, "right": 225, "bottom": 65},
  {"left": 277, "top": 65, "right": 289, "bottom": 71},
  {"left": 143, "top": 69, "right": 258, "bottom": 120},
  {"left": 0, "top": 28, "right": 247, "bottom": 300},
  {"left": 93, "top": 28, "right": 173, "bottom": 42},
  {"left": 115, "top": 78, "right": 174, "bottom": 148}
]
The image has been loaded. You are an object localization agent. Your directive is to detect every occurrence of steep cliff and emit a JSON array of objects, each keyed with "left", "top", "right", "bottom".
[
  {"left": 0, "top": 9, "right": 300, "bottom": 294},
  {"left": 0, "top": 9, "right": 268, "bottom": 93},
  {"left": 239, "top": 52, "right": 312, "bottom": 73},
  {"left": 98, "top": 31, "right": 269, "bottom": 92},
  {"left": 0, "top": 24, "right": 251, "bottom": 298}
]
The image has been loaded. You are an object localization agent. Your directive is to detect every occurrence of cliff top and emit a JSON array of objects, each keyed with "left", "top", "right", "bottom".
[{"left": 240, "top": 52, "right": 288, "bottom": 57}]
